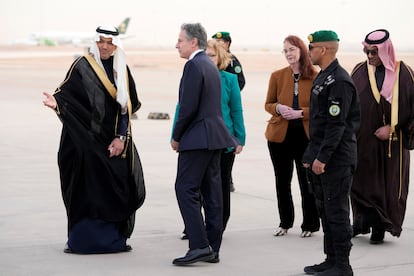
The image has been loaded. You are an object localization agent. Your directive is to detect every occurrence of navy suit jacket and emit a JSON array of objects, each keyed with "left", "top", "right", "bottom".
[{"left": 172, "top": 51, "right": 238, "bottom": 152}]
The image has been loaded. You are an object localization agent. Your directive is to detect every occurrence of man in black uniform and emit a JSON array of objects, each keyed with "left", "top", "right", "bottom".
[
  {"left": 212, "top": 31, "right": 245, "bottom": 193},
  {"left": 302, "top": 30, "right": 360, "bottom": 276}
]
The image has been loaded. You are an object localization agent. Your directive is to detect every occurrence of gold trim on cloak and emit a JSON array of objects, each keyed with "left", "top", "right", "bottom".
[
  {"left": 367, "top": 60, "right": 403, "bottom": 199},
  {"left": 367, "top": 60, "right": 400, "bottom": 158},
  {"left": 84, "top": 54, "right": 133, "bottom": 159}
]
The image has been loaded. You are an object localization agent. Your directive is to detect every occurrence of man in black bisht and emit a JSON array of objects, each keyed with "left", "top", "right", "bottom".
[
  {"left": 42, "top": 25, "right": 145, "bottom": 254},
  {"left": 350, "top": 29, "right": 414, "bottom": 244}
]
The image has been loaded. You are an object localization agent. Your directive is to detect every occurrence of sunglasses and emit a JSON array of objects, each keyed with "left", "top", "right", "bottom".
[
  {"left": 308, "top": 44, "right": 324, "bottom": 51},
  {"left": 364, "top": 49, "right": 378, "bottom": 56}
]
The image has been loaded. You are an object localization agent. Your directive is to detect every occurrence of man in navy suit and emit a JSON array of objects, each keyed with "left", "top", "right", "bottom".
[{"left": 171, "top": 23, "right": 238, "bottom": 266}]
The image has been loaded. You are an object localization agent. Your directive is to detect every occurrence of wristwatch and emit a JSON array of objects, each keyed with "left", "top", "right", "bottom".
[{"left": 116, "top": 135, "right": 127, "bottom": 142}]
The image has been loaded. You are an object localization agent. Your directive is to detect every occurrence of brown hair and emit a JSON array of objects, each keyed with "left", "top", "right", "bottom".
[
  {"left": 284, "top": 35, "right": 317, "bottom": 80},
  {"left": 207, "top": 39, "right": 232, "bottom": 70}
]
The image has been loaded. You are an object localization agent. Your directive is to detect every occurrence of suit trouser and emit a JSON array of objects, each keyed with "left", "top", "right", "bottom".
[
  {"left": 220, "top": 150, "right": 236, "bottom": 231},
  {"left": 267, "top": 124, "right": 320, "bottom": 231},
  {"left": 175, "top": 149, "right": 223, "bottom": 252},
  {"left": 311, "top": 166, "right": 353, "bottom": 257}
]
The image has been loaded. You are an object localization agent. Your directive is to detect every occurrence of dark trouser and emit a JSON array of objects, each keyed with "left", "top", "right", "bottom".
[
  {"left": 220, "top": 149, "right": 236, "bottom": 231},
  {"left": 175, "top": 149, "right": 223, "bottom": 252},
  {"left": 311, "top": 166, "right": 353, "bottom": 258},
  {"left": 267, "top": 124, "right": 320, "bottom": 231}
]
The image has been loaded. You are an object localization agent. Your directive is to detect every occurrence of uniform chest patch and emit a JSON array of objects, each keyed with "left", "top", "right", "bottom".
[
  {"left": 329, "top": 104, "right": 341, "bottom": 116},
  {"left": 234, "top": 66, "right": 242, "bottom": 74}
]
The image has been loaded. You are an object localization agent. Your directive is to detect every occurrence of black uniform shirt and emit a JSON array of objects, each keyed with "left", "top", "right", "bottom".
[
  {"left": 225, "top": 53, "right": 245, "bottom": 91},
  {"left": 303, "top": 59, "right": 360, "bottom": 169}
]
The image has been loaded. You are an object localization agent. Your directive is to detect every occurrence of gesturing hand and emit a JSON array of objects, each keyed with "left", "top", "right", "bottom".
[{"left": 42, "top": 92, "right": 57, "bottom": 109}]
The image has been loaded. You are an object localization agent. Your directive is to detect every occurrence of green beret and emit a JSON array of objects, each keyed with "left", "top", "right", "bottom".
[
  {"left": 212, "top": 31, "right": 231, "bottom": 41},
  {"left": 308, "top": 30, "right": 340, "bottom": 43}
]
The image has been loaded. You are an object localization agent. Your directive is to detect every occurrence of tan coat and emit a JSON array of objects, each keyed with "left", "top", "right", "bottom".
[{"left": 264, "top": 66, "right": 316, "bottom": 143}]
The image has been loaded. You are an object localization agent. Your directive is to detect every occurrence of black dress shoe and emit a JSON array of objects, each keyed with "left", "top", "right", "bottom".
[
  {"left": 180, "top": 232, "right": 189, "bottom": 240},
  {"left": 63, "top": 243, "right": 73, "bottom": 254},
  {"left": 123, "top": 245, "right": 133, "bottom": 252},
  {"left": 172, "top": 247, "right": 214, "bottom": 266},
  {"left": 205, "top": 252, "right": 220, "bottom": 263},
  {"left": 370, "top": 228, "right": 385, "bottom": 244}
]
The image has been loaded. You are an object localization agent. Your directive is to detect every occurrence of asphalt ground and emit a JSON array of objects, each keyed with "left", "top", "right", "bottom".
[{"left": 0, "top": 46, "right": 413, "bottom": 276}]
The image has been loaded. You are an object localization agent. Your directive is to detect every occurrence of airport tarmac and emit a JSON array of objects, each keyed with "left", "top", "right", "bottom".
[{"left": 0, "top": 46, "right": 413, "bottom": 275}]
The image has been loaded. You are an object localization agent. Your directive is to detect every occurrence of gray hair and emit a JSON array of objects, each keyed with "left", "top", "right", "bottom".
[{"left": 180, "top": 23, "right": 207, "bottom": 49}]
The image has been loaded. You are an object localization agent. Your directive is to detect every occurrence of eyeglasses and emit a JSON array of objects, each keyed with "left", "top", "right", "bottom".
[
  {"left": 364, "top": 48, "right": 378, "bottom": 56},
  {"left": 282, "top": 47, "right": 298, "bottom": 54}
]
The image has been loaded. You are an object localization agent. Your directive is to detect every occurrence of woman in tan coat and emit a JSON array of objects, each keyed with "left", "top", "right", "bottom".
[{"left": 265, "top": 35, "right": 319, "bottom": 238}]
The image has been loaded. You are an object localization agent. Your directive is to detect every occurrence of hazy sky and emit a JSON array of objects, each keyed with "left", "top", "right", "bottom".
[{"left": 1, "top": 0, "right": 413, "bottom": 51}]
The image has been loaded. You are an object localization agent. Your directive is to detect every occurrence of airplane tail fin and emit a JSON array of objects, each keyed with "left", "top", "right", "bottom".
[{"left": 118, "top": 17, "right": 130, "bottom": 34}]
